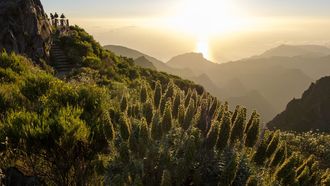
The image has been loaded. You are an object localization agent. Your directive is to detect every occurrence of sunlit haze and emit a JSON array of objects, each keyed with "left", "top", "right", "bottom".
[{"left": 42, "top": 0, "right": 330, "bottom": 62}]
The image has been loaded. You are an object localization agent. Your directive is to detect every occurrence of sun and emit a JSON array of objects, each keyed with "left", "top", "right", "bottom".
[
  {"left": 166, "top": 0, "right": 249, "bottom": 60},
  {"left": 171, "top": 0, "right": 241, "bottom": 35},
  {"left": 196, "top": 37, "right": 211, "bottom": 60}
]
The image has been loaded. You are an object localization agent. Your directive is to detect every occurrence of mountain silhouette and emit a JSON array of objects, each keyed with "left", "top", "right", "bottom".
[
  {"left": 104, "top": 45, "right": 194, "bottom": 78},
  {"left": 164, "top": 49, "right": 316, "bottom": 121},
  {"left": 167, "top": 52, "right": 217, "bottom": 76},
  {"left": 268, "top": 76, "right": 330, "bottom": 132},
  {"left": 104, "top": 44, "right": 330, "bottom": 122}
]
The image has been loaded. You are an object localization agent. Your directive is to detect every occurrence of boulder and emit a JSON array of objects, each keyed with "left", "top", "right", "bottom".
[{"left": 4, "top": 167, "right": 42, "bottom": 186}]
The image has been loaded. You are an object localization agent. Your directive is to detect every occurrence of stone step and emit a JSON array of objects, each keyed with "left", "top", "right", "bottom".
[
  {"left": 51, "top": 52, "right": 64, "bottom": 55},
  {"left": 52, "top": 56, "right": 67, "bottom": 59},
  {"left": 54, "top": 60, "right": 70, "bottom": 63},
  {"left": 51, "top": 47, "right": 61, "bottom": 50},
  {"left": 54, "top": 63, "right": 73, "bottom": 67},
  {"left": 55, "top": 67, "right": 74, "bottom": 72},
  {"left": 53, "top": 57, "right": 68, "bottom": 60},
  {"left": 51, "top": 47, "right": 60, "bottom": 50},
  {"left": 53, "top": 60, "right": 69, "bottom": 63},
  {"left": 51, "top": 52, "right": 66, "bottom": 56},
  {"left": 51, "top": 45, "right": 60, "bottom": 48},
  {"left": 51, "top": 48, "right": 62, "bottom": 52},
  {"left": 54, "top": 64, "right": 75, "bottom": 68},
  {"left": 55, "top": 63, "right": 70, "bottom": 66},
  {"left": 52, "top": 54, "right": 65, "bottom": 57},
  {"left": 51, "top": 52, "right": 66, "bottom": 54},
  {"left": 52, "top": 54, "right": 66, "bottom": 57},
  {"left": 53, "top": 57, "right": 68, "bottom": 61},
  {"left": 53, "top": 60, "right": 72, "bottom": 64},
  {"left": 55, "top": 69, "right": 74, "bottom": 73},
  {"left": 55, "top": 68, "right": 74, "bottom": 71},
  {"left": 54, "top": 64, "right": 73, "bottom": 68},
  {"left": 50, "top": 43, "right": 77, "bottom": 75},
  {"left": 54, "top": 61, "right": 74, "bottom": 65},
  {"left": 51, "top": 48, "right": 62, "bottom": 51}
]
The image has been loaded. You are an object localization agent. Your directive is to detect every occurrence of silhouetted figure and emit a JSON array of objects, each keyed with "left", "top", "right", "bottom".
[
  {"left": 60, "top": 13, "right": 66, "bottom": 26},
  {"left": 54, "top": 12, "right": 59, "bottom": 27},
  {"left": 50, "top": 12, "right": 69, "bottom": 28},
  {"left": 54, "top": 12, "right": 59, "bottom": 19}
]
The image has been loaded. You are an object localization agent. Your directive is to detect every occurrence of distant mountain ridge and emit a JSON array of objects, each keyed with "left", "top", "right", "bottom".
[
  {"left": 134, "top": 56, "right": 156, "bottom": 70},
  {"left": 165, "top": 51, "right": 315, "bottom": 122},
  {"left": 104, "top": 44, "right": 330, "bottom": 122},
  {"left": 259, "top": 44, "right": 330, "bottom": 58},
  {"left": 104, "top": 45, "right": 195, "bottom": 78},
  {"left": 104, "top": 45, "right": 166, "bottom": 68},
  {"left": 167, "top": 52, "right": 217, "bottom": 76},
  {"left": 268, "top": 76, "right": 330, "bottom": 132}
]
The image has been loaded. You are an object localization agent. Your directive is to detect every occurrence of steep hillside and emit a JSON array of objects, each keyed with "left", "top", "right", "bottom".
[
  {"left": 0, "top": 0, "right": 52, "bottom": 62},
  {"left": 268, "top": 76, "right": 330, "bottom": 132}
]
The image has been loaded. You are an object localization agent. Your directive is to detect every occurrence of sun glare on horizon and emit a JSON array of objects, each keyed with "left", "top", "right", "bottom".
[
  {"left": 166, "top": 0, "right": 251, "bottom": 61},
  {"left": 196, "top": 38, "right": 211, "bottom": 60}
]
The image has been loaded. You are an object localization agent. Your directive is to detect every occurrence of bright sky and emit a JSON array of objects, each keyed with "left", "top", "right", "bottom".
[{"left": 41, "top": 0, "right": 330, "bottom": 62}]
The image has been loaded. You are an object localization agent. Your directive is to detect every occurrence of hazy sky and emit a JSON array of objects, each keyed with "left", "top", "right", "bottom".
[
  {"left": 42, "top": 0, "right": 330, "bottom": 17},
  {"left": 41, "top": 0, "right": 330, "bottom": 62}
]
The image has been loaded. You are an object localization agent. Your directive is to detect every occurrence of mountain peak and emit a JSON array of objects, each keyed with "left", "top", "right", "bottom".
[
  {"left": 167, "top": 52, "right": 213, "bottom": 65},
  {"left": 166, "top": 52, "right": 216, "bottom": 75},
  {"left": 172, "top": 52, "right": 205, "bottom": 60}
]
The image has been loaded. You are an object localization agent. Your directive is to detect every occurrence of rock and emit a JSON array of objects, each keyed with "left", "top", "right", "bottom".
[
  {"left": 0, "top": 0, "right": 52, "bottom": 62},
  {"left": 0, "top": 168, "right": 4, "bottom": 186},
  {"left": 4, "top": 167, "right": 42, "bottom": 186}
]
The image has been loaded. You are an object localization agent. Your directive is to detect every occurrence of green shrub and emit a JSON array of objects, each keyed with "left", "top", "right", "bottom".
[{"left": 82, "top": 56, "right": 102, "bottom": 69}]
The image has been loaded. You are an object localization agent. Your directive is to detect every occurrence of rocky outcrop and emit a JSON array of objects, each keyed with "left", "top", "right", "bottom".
[
  {"left": 3, "top": 167, "right": 42, "bottom": 186},
  {"left": 0, "top": 0, "right": 52, "bottom": 62},
  {"left": 268, "top": 76, "right": 330, "bottom": 132}
]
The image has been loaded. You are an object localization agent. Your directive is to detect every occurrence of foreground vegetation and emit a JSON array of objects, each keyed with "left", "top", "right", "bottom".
[{"left": 0, "top": 26, "right": 329, "bottom": 185}]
